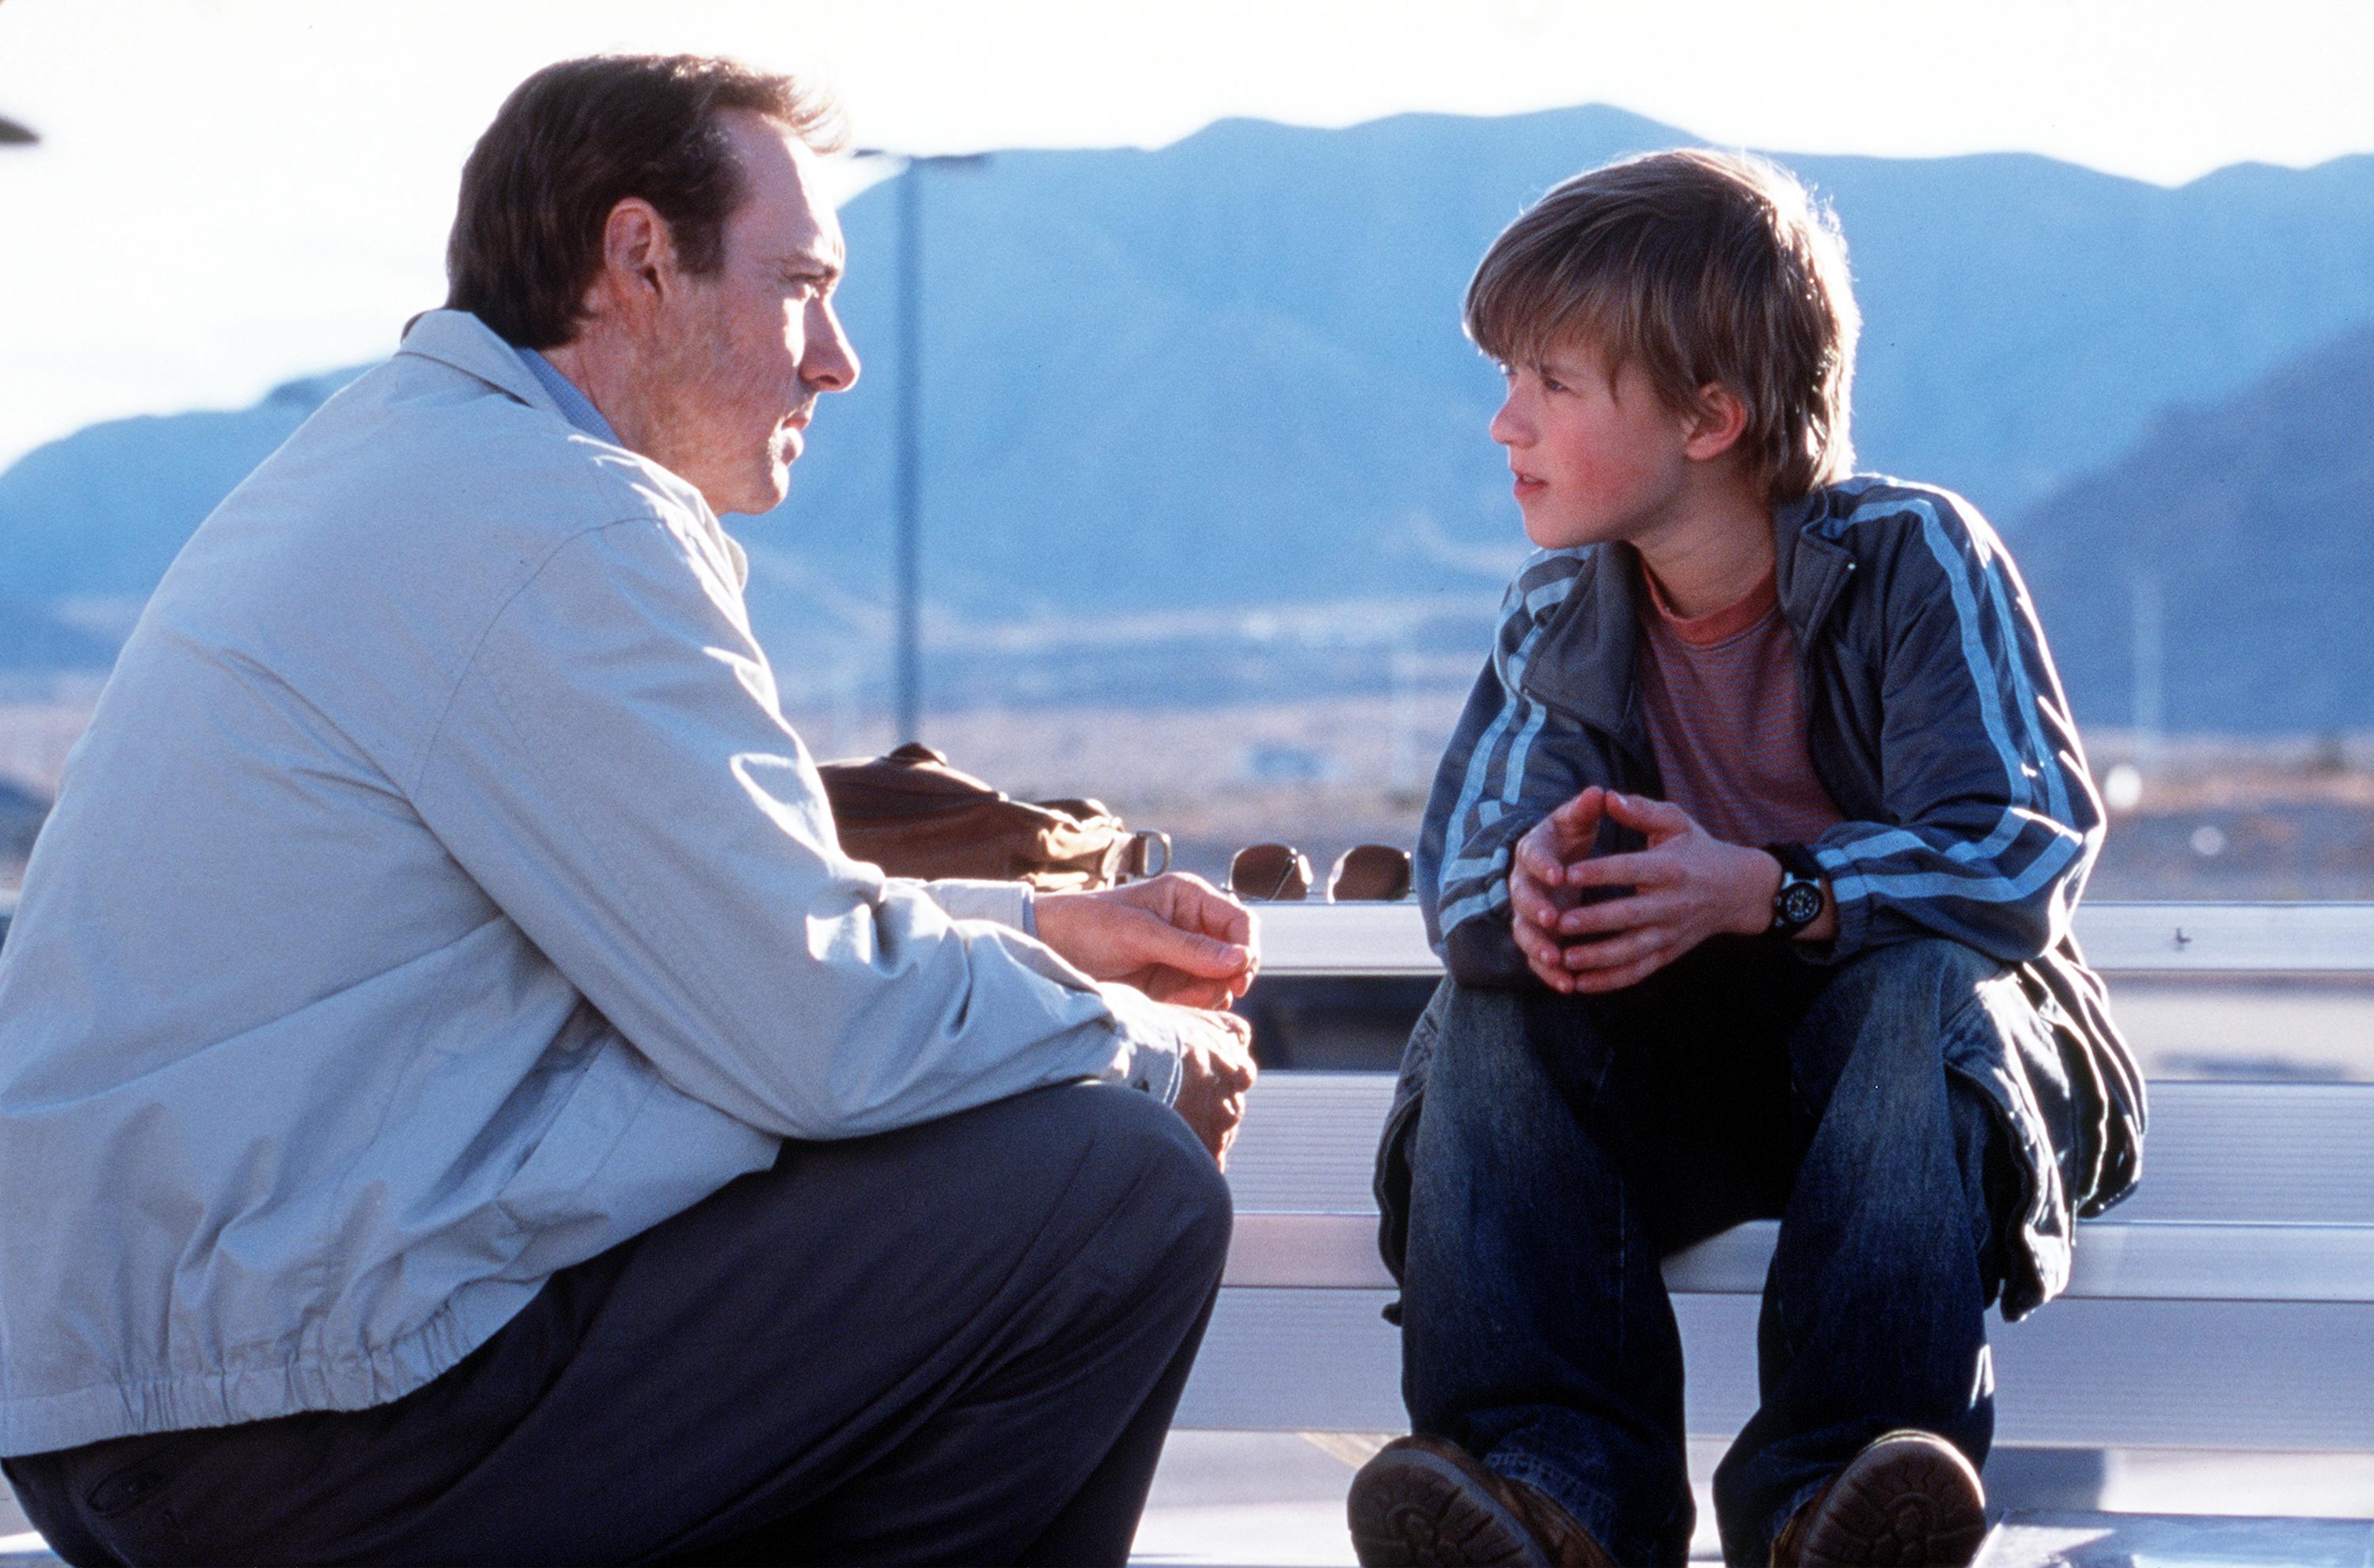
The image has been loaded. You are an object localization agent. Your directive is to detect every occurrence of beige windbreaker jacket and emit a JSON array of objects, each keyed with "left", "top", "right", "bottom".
[{"left": 0, "top": 312, "right": 1189, "bottom": 1456}]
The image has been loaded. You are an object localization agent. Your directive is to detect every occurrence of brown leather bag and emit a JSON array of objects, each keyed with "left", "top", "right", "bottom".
[{"left": 817, "top": 743, "right": 1170, "bottom": 892}]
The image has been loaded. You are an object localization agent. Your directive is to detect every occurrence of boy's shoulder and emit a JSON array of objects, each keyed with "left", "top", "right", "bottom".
[
  {"left": 1790, "top": 476, "right": 2044, "bottom": 648},
  {"left": 1492, "top": 545, "right": 1597, "bottom": 626},
  {"left": 1796, "top": 474, "right": 2006, "bottom": 559}
]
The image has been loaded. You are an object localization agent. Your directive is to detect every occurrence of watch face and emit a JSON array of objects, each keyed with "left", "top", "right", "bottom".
[{"left": 1779, "top": 880, "right": 1824, "bottom": 927}]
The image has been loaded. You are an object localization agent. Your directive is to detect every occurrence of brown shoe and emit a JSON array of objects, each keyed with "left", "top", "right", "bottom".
[
  {"left": 1768, "top": 1430, "right": 1987, "bottom": 1568},
  {"left": 1347, "top": 1435, "right": 1617, "bottom": 1567}
]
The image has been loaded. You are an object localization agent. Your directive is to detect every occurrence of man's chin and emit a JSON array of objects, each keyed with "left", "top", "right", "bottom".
[{"left": 710, "top": 466, "right": 794, "bottom": 519}]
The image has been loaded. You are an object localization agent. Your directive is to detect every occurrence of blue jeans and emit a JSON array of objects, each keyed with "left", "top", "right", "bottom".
[{"left": 1395, "top": 937, "right": 2010, "bottom": 1568}]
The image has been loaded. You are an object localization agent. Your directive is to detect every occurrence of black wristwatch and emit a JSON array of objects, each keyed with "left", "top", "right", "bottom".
[{"left": 1762, "top": 843, "right": 1826, "bottom": 939}]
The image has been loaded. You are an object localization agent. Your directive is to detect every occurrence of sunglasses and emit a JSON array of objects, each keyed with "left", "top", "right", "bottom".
[{"left": 1227, "top": 842, "right": 1413, "bottom": 903}]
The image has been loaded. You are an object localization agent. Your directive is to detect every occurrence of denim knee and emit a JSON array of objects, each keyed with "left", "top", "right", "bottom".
[
  {"left": 1828, "top": 937, "right": 2002, "bottom": 1021},
  {"left": 1789, "top": 940, "right": 2001, "bottom": 1100},
  {"left": 1438, "top": 985, "right": 1617, "bottom": 1108}
]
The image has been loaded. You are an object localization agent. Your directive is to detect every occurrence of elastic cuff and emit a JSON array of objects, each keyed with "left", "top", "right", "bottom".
[
  {"left": 1114, "top": 1018, "right": 1185, "bottom": 1107},
  {"left": 1810, "top": 843, "right": 1869, "bottom": 960},
  {"left": 924, "top": 877, "right": 1033, "bottom": 932}
]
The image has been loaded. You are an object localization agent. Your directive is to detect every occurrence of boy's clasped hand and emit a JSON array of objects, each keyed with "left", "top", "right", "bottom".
[{"left": 1507, "top": 784, "right": 1789, "bottom": 993}]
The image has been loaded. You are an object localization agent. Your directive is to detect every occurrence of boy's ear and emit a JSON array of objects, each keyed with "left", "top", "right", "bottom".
[{"left": 1681, "top": 382, "right": 1750, "bottom": 462}]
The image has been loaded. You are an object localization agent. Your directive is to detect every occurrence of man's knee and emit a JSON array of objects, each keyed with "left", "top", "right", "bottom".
[{"left": 1055, "top": 1083, "right": 1233, "bottom": 1296}]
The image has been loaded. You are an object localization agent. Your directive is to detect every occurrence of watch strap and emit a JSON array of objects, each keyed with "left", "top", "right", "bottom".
[{"left": 1762, "top": 842, "right": 1826, "bottom": 938}]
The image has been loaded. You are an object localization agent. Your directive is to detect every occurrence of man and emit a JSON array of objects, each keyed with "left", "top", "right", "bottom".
[{"left": 0, "top": 55, "right": 1257, "bottom": 1566}]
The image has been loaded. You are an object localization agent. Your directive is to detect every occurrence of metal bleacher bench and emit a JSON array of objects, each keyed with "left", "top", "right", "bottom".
[
  {"left": 1176, "top": 901, "right": 2374, "bottom": 1460},
  {"left": 0, "top": 901, "right": 2367, "bottom": 1471},
  {"left": 0, "top": 899, "right": 2368, "bottom": 1565}
]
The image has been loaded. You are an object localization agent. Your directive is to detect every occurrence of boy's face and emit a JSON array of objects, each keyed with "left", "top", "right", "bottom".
[{"left": 1490, "top": 340, "right": 1696, "bottom": 553}]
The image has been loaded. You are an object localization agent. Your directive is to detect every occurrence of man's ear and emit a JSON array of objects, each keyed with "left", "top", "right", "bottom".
[
  {"left": 586, "top": 197, "right": 675, "bottom": 324},
  {"left": 1682, "top": 382, "right": 1750, "bottom": 463}
]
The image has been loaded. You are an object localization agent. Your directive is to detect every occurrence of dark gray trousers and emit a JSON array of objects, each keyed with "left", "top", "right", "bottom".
[{"left": 4, "top": 1081, "right": 1231, "bottom": 1567}]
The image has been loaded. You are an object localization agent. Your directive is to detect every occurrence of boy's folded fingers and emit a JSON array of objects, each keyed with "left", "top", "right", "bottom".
[
  {"left": 1518, "top": 930, "right": 1579, "bottom": 991},
  {"left": 1566, "top": 953, "right": 1663, "bottom": 994},
  {"left": 1560, "top": 850, "right": 1648, "bottom": 888},
  {"left": 1508, "top": 873, "right": 1562, "bottom": 930},
  {"left": 1605, "top": 792, "right": 1690, "bottom": 832},
  {"left": 1512, "top": 919, "right": 1559, "bottom": 966},
  {"left": 1557, "top": 889, "right": 1663, "bottom": 936},
  {"left": 1549, "top": 784, "right": 1603, "bottom": 825},
  {"left": 1568, "top": 930, "right": 1678, "bottom": 989},
  {"left": 1563, "top": 926, "right": 1663, "bottom": 971},
  {"left": 1513, "top": 833, "right": 1564, "bottom": 888}
]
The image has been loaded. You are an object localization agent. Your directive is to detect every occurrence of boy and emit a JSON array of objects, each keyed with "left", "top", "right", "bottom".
[{"left": 1348, "top": 150, "right": 2143, "bottom": 1568}]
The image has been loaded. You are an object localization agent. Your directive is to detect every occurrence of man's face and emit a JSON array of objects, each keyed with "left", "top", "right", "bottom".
[
  {"left": 644, "top": 112, "right": 859, "bottom": 517},
  {"left": 1490, "top": 341, "right": 1693, "bottom": 552}
]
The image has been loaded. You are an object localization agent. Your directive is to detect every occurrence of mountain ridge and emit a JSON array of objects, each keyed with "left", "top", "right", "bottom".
[
  {"left": 2015, "top": 321, "right": 2374, "bottom": 736},
  {"left": 2, "top": 104, "right": 2368, "bottom": 731}
]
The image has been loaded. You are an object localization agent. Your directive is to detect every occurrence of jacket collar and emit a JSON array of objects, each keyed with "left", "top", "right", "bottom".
[
  {"left": 1519, "top": 490, "right": 1859, "bottom": 738},
  {"left": 1519, "top": 542, "right": 1644, "bottom": 740},
  {"left": 1771, "top": 487, "right": 1858, "bottom": 648},
  {"left": 393, "top": 310, "right": 752, "bottom": 593},
  {"left": 397, "top": 309, "right": 561, "bottom": 416}
]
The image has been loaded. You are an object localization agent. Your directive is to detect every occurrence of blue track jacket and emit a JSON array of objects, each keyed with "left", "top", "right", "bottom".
[{"left": 1395, "top": 476, "right": 2145, "bottom": 1320}]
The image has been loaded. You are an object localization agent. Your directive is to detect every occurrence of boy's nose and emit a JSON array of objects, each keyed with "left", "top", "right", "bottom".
[{"left": 1489, "top": 396, "right": 1530, "bottom": 447}]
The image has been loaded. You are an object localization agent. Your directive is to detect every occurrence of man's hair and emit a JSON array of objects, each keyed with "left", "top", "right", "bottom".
[
  {"left": 446, "top": 55, "right": 843, "bottom": 349},
  {"left": 1465, "top": 148, "right": 1860, "bottom": 502}
]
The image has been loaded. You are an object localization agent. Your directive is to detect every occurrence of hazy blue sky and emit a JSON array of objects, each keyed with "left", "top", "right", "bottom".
[{"left": 5, "top": 0, "right": 2373, "bottom": 470}]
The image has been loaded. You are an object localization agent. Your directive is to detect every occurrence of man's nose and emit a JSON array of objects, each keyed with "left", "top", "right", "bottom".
[{"left": 802, "top": 301, "right": 859, "bottom": 393}]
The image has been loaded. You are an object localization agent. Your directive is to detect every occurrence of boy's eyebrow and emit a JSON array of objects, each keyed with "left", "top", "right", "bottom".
[{"left": 1528, "top": 349, "right": 1604, "bottom": 380}]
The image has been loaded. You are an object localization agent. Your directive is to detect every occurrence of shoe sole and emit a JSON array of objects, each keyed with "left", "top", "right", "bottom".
[
  {"left": 1792, "top": 1434, "right": 1988, "bottom": 1568},
  {"left": 1347, "top": 1446, "right": 1550, "bottom": 1568}
]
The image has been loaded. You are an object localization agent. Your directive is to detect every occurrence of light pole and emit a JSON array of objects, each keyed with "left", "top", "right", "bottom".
[
  {"left": 851, "top": 149, "right": 988, "bottom": 745},
  {"left": 2130, "top": 573, "right": 2164, "bottom": 776}
]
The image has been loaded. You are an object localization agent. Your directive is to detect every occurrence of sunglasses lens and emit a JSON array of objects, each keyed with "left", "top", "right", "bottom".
[
  {"left": 1329, "top": 844, "right": 1413, "bottom": 902},
  {"left": 1229, "top": 843, "right": 1312, "bottom": 900}
]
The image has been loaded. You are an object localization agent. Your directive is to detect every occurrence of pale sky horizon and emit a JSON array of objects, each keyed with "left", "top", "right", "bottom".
[{"left": 5, "top": 0, "right": 2374, "bottom": 472}]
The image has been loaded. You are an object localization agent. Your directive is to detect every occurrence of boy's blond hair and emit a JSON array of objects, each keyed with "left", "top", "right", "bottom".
[{"left": 1466, "top": 148, "right": 1860, "bottom": 503}]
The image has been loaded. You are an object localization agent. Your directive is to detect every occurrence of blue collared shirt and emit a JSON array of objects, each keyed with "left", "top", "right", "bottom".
[{"left": 514, "top": 347, "right": 620, "bottom": 444}]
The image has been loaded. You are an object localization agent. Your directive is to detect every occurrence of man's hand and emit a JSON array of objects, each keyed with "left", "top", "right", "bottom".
[
  {"left": 1039, "top": 876, "right": 1261, "bottom": 1166},
  {"left": 1036, "top": 873, "right": 1259, "bottom": 1009},
  {"left": 1515, "top": 790, "right": 1784, "bottom": 994},
  {"left": 1168, "top": 1005, "right": 1258, "bottom": 1168}
]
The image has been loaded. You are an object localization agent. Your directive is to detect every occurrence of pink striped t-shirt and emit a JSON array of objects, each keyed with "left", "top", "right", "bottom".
[{"left": 1634, "top": 566, "right": 1845, "bottom": 848}]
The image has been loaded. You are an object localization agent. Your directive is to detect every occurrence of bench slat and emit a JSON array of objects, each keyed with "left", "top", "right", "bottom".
[
  {"left": 1251, "top": 901, "right": 2374, "bottom": 975},
  {"left": 1185, "top": 903, "right": 2374, "bottom": 1454},
  {"left": 1226, "top": 1213, "right": 2374, "bottom": 1304},
  {"left": 1177, "top": 1289, "right": 2374, "bottom": 1450},
  {"left": 1223, "top": 1074, "right": 2374, "bottom": 1228}
]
